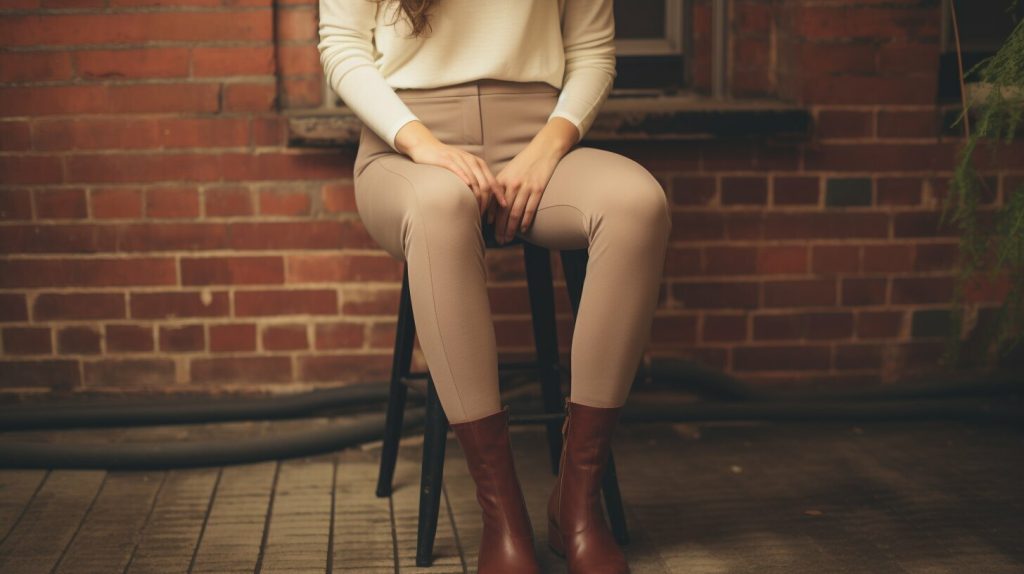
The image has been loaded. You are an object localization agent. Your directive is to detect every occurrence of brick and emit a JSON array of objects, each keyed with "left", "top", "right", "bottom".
[
  {"left": 234, "top": 289, "right": 337, "bottom": 316},
  {"left": 181, "top": 256, "right": 284, "bottom": 286},
  {"left": 0, "top": 121, "right": 31, "bottom": 151},
  {"left": 75, "top": 47, "right": 190, "bottom": 80},
  {"left": 0, "top": 294, "right": 29, "bottom": 322},
  {"left": 286, "top": 254, "right": 400, "bottom": 283},
  {"left": 671, "top": 176, "right": 717, "bottom": 206},
  {"left": 704, "top": 246, "right": 756, "bottom": 275},
  {"left": 841, "top": 278, "right": 887, "bottom": 306},
  {"left": 721, "top": 177, "right": 767, "bottom": 205},
  {"left": 0, "top": 12, "right": 273, "bottom": 47},
  {"left": 263, "top": 325, "right": 308, "bottom": 351},
  {"left": 35, "top": 293, "right": 126, "bottom": 320},
  {"left": 105, "top": 324, "right": 154, "bottom": 353},
  {"left": 0, "top": 156, "right": 62, "bottom": 184},
  {"left": 35, "top": 189, "right": 87, "bottom": 219},
  {"left": 911, "top": 308, "right": 953, "bottom": 338},
  {"left": 877, "top": 110, "right": 940, "bottom": 138},
  {"left": 130, "top": 291, "right": 230, "bottom": 319},
  {"left": 798, "top": 43, "right": 877, "bottom": 75},
  {"left": 877, "top": 178, "right": 922, "bottom": 206},
  {"left": 762, "top": 213, "right": 888, "bottom": 240},
  {"left": 321, "top": 183, "right": 355, "bottom": 213},
  {"left": 205, "top": 188, "right": 253, "bottom": 217},
  {"left": 646, "top": 314, "right": 695, "bottom": 344},
  {"left": 892, "top": 277, "right": 955, "bottom": 304},
  {"left": 190, "top": 356, "right": 292, "bottom": 383},
  {"left": 794, "top": 7, "right": 940, "bottom": 41},
  {"left": 84, "top": 359, "right": 176, "bottom": 386},
  {"left": 811, "top": 245, "right": 859, "bottom": 274},
  {"left": 314, "top": 322, "right": 364, "bottom": 350},
  {"left": 146, "top": 188, "right": 199, "bottom": 218},
  {"left": 753, "top": 312, "right": 853, "bottom": 340},
  {"left": 763, "top": 279, "right": 836, "bottom": 307},
  {"left": 91, "top": 189, "right": 143, "bottom": 219},
  {"left": 3, "top": 327, "right": 52, "bottom": 355},
  {"left": 209, "top": 323, "right": 257, "bottom": 353},
  {"left": 258, "top": 190, "right": 311, "bottom": 216},
  {"left": 825, "top": 178, "right": 872, "bottom": 207},
  {"left": 229, "top": 221, "right": 354, "bottom": 250},
  {"left": 665, "top": 248, "right": 702, "bottom": 277},
  {"left": 0, "top": 189, "right": 32, "bottom": 220},
  {"left": 0, "top": 258, "right": 176, "bottom": 288},
  {"left": 0, "top": 360, "right": 79, "bottom": 390},
  {"left": 835, "top": 344, "right": 883, "bottom": 370},
  {"left": 57, "top": 326, "right": 101, "bottom": 354},
  {"left": 702, "top": 314, "right": 746, "bottom": 342},
  {"left": 757, "top": 245, "right": 807, "bottom": 274},
  {"left": 863, "top": 245, "right": 913, "bottom": 272},
  {"left": 1, "top": 84, "right": 221, "bottom": 117},
  {"left": 117, "top": 223, "right": 229, "bottom": 252},
  {"left": 340, "top": 287, "right": 400, "bottom": 315},
  {"left": 856, "top": 311, "right": 903, "bottom": 338},
  {"left": 913, "top": 243, "right": 958, "bottom": 271},
  {"left": 733, "top": 345, "right": 831, "bottom": 371},
  {"left": 298, "top": 354, "right": 391, "bottom": 383},
  {"left": 192, "top": 46, "right": 275, "bottom": 77},
  {"left": 673, "top": 282, "right": 759, "bottom": 309},
  {"left": 157, "top": 118, "right": 251, "bottom": 149},
  {"left": 159, "top": 324, "right": 205, "bottom": 352},
  {"left": 223, "top": 82, "right": 276, "bottom": 112},
  {"left": 773, "top": 176, "right": 819, "bottom": 205},
  {"left": 671, "top": 212, "right": 725, "bottom": 241},
  {"left": 816, "top": 110, "right": 873, "bottom": 139},
  {"left": 805, "top": 143, "right": 955, "bottom": 172},
  {"left": 0, "top": 52, "right": 73, "bottom": 82}
]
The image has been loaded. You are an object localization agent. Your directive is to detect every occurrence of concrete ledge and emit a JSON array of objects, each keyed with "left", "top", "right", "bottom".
[{"left": 285, "top": 94, "right": 813, "bottom": 148}]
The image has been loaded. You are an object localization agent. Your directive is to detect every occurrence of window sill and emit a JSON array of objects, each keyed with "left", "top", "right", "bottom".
[{"left": 285, "top": 92, "right": 812, "bottom": 148}]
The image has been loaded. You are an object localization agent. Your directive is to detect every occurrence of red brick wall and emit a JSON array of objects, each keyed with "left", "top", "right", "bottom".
[{"left": 0, "top": 0, "right": 1018, "bottom": 401}]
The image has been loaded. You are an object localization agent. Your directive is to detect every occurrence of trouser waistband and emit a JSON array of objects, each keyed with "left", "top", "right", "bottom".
[{"left": 393, "top": 78, "right": 559, "bottom": 100}]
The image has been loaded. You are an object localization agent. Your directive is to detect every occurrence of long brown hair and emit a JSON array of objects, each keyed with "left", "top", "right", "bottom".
[{"left": 377, "top": 0, "right": 438, "bottom": 38}]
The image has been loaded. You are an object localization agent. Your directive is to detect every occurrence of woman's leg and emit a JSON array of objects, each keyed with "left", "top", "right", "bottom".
[
  {"left": 354, "top": 153, "right": 502, "bottom": 424},
  {"left": 517, "top": 146, "right": 673, "bottom": 408}
]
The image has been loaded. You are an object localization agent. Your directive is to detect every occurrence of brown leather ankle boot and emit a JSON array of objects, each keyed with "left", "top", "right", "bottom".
[
  {"left": 547, "top": 399, "right": 630, "bottom": 573},
  {"left": 449, "top": 405, "right": 541, "bottom": 574}
]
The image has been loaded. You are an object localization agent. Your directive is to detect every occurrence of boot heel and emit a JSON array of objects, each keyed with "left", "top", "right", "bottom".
[{"left": 547, "top": 517, "right": 565, "bottom": 557}]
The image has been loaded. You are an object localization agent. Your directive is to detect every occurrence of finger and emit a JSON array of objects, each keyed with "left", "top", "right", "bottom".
[
  {"left": 443, "top": 159, "right": 473, "bottom": 191},
  {"left": 520, "top": 188, "right": 543, "bottom": 233},
  {"left": 479, "top": 159, "right": 507, "bottom": 208},
  {"left": 496, "top": 184, "right": 521, "bottom": 243},
  {"left": 450, "top": 154, "right": 482, "bottom": 205},
  {"left": 505, "top": 186, "right": 530, "bottom": 242},
  {"left": 462, "top": 154, "right": 492, "bottom": 214}
]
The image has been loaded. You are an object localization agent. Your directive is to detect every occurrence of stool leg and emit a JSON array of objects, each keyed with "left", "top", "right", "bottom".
[
  {"left": 416, "top": 374, "right": 449, "bottom": 567},
  {"left": 523, "top": 242, "right": 567, "bottom": 474},
  {"left": 560, "top": 248, "right": 631, "bottom": 545},
  {"left": 376, "top": 267, "right": 417, "bottom": 498}
]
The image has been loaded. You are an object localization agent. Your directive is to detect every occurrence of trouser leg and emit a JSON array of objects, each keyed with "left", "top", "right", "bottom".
[
  {"left": 354, "top": 155, "right": 502, "bottom": 424},
  {"left": 515, "top": 147, "right": 673, "bottom": 408}
]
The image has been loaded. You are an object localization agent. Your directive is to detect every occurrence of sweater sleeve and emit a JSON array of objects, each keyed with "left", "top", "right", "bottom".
[
  {"left": 317, "top": 0, "right": 421, "bottom": 153},
  {"left": 548, "top": 0, "right": 618, "bottom": 144}
]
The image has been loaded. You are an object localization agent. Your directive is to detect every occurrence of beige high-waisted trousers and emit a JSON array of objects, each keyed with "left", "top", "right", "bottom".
[{"left": 353, "top": 78, "right": 672, "bottom": 424}]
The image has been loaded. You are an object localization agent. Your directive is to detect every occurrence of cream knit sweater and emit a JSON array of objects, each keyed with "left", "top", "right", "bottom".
[{"left": 317, "top": 0, "right": 617, "bottom": 152}]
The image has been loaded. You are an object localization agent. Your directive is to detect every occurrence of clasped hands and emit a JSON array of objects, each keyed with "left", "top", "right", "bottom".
[{"left": 396, "top": 117, "right": 579, "bottom": 245}]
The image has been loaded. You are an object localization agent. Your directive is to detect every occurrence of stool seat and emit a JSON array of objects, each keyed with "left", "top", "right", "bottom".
[{"left": 374, "top": 212, "right": 631, "bottom": 567}]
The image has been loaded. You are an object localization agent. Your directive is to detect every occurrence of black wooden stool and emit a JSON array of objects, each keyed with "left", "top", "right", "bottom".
[{"left": 374, "top": 214, "right": 630, "bottom": 567}]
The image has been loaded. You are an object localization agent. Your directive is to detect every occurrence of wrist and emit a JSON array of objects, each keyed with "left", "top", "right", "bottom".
[
  {"left": 394, "top": 120, "right": 436, "bottom": 156},
  {"left": 532, "top": 117, "right": 579, "bottom": 157}
]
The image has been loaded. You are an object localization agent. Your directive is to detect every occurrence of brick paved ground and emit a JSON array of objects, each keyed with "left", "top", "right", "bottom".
[{"left": 0, "top": 416, "right": 1021, "bottom": 573}]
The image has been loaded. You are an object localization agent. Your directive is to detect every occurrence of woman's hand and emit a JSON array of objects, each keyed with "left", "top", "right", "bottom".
[
  {"left": 490, "top": 118, "right": 578, "bottom": 244},
  {"left": 395, "top": 120, "right": 507, "bottom": 215}
]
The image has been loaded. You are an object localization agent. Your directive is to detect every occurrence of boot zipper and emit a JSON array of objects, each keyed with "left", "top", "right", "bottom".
[{"left": 556, "top": 398, "right": 570, "bottom": 523}]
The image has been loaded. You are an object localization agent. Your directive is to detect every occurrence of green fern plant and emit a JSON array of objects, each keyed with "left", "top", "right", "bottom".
[{"left": 941, "top": 0, "right": 1024, "bottom": 368}]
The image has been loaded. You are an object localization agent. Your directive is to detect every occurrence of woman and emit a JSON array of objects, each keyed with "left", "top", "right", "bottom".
[{"left": 318, "top": 0, "right": 671, "bottom": 572}]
